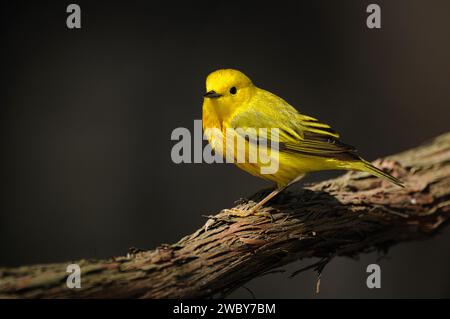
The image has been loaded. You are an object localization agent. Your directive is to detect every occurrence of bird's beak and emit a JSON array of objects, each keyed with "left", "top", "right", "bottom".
[{"left": 203, "top": 90, "right": 222, "bottom": 99}]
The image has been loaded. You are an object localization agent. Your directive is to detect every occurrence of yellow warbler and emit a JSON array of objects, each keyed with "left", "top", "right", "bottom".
[{"left": 202, "top": 69, "right": 404, "bottom": 216}]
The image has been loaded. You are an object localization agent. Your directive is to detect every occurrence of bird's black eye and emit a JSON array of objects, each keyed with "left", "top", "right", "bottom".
[{"left": 229, "top": 86, "right": 237, "bottom": 95}]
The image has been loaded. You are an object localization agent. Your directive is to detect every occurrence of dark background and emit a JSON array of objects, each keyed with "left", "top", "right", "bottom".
[{"left": 1, "top": 0, "right": 449, "bottom": 298}]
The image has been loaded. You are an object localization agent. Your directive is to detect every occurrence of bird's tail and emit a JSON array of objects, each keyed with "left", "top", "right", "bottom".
[{"left": 355, "top": 159, "right": 405, "bottom": 188}]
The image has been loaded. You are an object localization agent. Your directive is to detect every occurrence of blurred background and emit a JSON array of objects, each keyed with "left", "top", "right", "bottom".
[{"left": 1, "top": 0, "right": 449, "bottom": 298}]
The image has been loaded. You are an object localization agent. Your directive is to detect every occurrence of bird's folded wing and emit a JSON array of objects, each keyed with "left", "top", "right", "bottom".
[
  {"left": 230, "top": 109, "right": 358, "bottom": 159},
  {"left": 282, "top": 135, "right": 357, "bottom": 158}
]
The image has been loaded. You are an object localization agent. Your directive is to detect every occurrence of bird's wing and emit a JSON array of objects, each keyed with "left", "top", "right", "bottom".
[{"left": 229, "top": 92, "right": 358, "bottom": 160}]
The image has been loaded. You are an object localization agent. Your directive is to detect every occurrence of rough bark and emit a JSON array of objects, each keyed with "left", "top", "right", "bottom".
[{"left": 1, "top": 132, "right": 449, "bottom": 299}]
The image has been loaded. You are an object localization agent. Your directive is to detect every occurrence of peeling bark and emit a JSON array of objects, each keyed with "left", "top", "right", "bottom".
[{"left": 1, "top": 132, "right": 449, "bottom": 299}]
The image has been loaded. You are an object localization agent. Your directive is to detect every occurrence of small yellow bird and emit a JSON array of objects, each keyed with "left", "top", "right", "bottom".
[{"left": 202, "top": 69, "right": 404, "bottom": 216}]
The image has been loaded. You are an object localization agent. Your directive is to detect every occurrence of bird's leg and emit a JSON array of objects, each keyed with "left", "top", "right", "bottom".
[
  {"left": 224, "top": 187, "right": 286, "bottom": 220},
  {"left": 248, "top": 188, "right": 285, "bottom": 213},
  {"left": 223, "top": 174, "right": 306, "bottom": 220},
  {"left": 250, "top": 174, "right": 306, "bottom": 214}
]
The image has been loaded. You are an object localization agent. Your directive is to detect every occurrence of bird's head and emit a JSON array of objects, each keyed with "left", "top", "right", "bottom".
[{"left": 203, "top": 69, "right": 255, "bottom": 119}]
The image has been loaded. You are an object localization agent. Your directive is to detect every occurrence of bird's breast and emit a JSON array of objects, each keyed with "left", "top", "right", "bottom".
[{"left": 202, "top": 102, "right": 224, "bottom": 153}]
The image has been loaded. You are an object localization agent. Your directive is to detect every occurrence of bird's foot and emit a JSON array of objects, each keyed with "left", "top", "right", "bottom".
[{"left": 222, "top": 206, "right": 274, "bottom": 222}]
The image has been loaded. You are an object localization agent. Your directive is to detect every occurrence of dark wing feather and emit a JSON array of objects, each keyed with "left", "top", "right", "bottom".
[{"left": 281, "top": 132, "right": 360, "bottom": 161}]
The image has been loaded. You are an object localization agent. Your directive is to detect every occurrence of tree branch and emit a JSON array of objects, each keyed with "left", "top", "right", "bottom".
[{"left": 1, "top": 132, "right": 449, "bottom": 298}]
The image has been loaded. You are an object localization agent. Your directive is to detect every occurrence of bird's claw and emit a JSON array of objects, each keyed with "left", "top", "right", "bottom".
[{"left": 222, "top": 207, "right": 274, "bottom": 222}]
